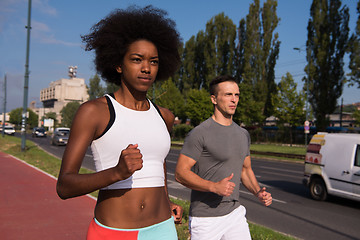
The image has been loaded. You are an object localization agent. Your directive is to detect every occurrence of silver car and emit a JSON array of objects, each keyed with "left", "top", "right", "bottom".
[{"left": 51, "top": 127, "right": 70, "bottom": 146}]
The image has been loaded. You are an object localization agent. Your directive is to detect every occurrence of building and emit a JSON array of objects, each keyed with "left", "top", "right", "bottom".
[
  {"left": 0, "top": 112, "right": 10, "bottom": 125},
  {"left": 31, "top": 67, "right": 89, "bottom": 127},
  {"left": 328, "top": 112, "right": 356, "bottom": 127}
]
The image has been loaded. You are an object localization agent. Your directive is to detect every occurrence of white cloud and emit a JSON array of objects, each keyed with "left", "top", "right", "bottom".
[
  {"left": 39, "top": 35, "right": 81, "bottom": 47},
  {"left": 33, "top": 0, "right": 57, "bottom": 16},
  {"left": 32, "top": 20, "right": 50, "bottom": 32},
  {"left": 32, "top": 20, "right": 80, "bottom": 47},
  {"left": 0, "top": 0, "right": 56, "bottom": 33}
]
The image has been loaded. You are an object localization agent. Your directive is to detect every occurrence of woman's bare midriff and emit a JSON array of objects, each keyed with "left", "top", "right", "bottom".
[{"left": 94, "top": 186, "right": 171, "bottom": 229}]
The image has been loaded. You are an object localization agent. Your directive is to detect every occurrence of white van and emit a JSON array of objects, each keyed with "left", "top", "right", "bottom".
[{"left": 303, "top": 133, "right": 360, "bottom": 201}]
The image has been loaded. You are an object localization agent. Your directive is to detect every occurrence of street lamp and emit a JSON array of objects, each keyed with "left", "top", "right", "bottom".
[{"left": 294, "top": 47, "right": 310, "bottom": 147}]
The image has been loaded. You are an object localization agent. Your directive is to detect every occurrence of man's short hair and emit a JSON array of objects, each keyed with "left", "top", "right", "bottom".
[{"left": 209, "top": 75, "right": 237, "bottom": 95}]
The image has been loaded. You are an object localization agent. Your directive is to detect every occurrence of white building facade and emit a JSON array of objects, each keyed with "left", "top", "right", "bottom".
[{"left": 31, "top": 74, "right": 89, "bottom": 127}]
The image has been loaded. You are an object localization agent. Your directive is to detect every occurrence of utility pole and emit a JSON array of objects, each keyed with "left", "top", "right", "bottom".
[
  {"left": 294, "top": 47, "right": 310, "bottom": 147},
  {"left": 21, "top": 0, "right": 32, "bottom": 151},
  {"left": 2, "top": 74, "right": 6, "bottom": 137},
  {"left": 340, "top": 98, "right": 343, "bottom": 128}
]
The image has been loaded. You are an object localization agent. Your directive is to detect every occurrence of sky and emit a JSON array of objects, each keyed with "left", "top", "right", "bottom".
[{"left": 0, "top": 0, "right": 359, "bottom": 112}]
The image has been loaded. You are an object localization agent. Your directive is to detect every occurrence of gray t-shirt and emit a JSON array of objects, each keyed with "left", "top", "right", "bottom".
[{"left": 181, "top": 117, "right": 250, "bottom": 217}]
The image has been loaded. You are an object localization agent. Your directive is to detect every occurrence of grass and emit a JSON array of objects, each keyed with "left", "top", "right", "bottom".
[
  {"left": 174, "top": 141, "right": 306, "bottom": 156},
  {"left": 0, "top": 135, "right": 297, "bottom": 240},
  {"left": 250, "top": 143, "right": 306, "bottom": 155}
]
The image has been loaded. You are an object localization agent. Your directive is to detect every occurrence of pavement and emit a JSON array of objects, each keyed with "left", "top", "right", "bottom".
[{"left": 0, "top": 151, "right": 96, "bottom": 240}]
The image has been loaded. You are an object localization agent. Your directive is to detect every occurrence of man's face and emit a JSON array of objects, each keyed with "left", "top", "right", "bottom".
[{"left": 211, "top": 81, "right": 240, "bottom": 117}]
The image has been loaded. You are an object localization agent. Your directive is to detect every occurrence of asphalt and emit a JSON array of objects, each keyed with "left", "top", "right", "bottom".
[{"left": 0, "top": 151, "right": 96, "bottom": 240}]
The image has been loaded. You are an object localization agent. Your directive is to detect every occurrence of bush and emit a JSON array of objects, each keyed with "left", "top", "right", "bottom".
[{"left": 172, "top": 124, "right": 193, "bottom": 140}]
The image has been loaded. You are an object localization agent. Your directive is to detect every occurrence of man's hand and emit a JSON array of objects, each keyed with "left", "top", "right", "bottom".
[
  {"left": 170, "top": 202, "right": 183, "bottom": 224},
  {"left": 213, "top": 173, "right": 235, "bottom": 196},
  {"left": 256, "top": 187, "right": 272, "bottom": 206},
  {"left": 115, "top": 144, "right": 143, "bottom": 180}
]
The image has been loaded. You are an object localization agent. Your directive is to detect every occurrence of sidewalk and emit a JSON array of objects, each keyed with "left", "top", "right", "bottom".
[{"left": 0, "top": 151, "right": 96, "bottom": 240}]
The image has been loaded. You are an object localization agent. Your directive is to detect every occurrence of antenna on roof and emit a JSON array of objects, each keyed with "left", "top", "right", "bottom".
[{"left": 68, "top": 66, "right": 77, "bottom": 79}]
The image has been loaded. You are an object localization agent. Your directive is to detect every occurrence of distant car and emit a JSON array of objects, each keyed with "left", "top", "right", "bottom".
[
  {"left": 51, "top": 127, "right": 70, "bottom": 146},
  {"left": 32, "top": 127, "right": 47, "bottom": 138},
  {"left": 2, "top": 126, "right": 16, "bottom": 136}
]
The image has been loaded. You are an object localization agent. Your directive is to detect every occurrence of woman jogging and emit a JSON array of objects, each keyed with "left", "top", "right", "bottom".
[{"left": 56, "top": 5, "right": 183, "bottom": 239}]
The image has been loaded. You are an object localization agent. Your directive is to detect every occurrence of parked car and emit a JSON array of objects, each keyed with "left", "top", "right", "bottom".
[
  {"left": 32, "top": 127, "right": 47, "bottom": 138},
  {"left": 303, "top": 132, "right": 360, "bottom": 202},
  {"left": 2, "top": 126, "right": 16, "bottom": 135},
  {"left": 51, "top": 127, "right": 70, "bottom": 146}
]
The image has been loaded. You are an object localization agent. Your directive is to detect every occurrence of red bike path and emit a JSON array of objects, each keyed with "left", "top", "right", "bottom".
[{"left": 0, "top": 151, "right": 96, "bottom": 240}]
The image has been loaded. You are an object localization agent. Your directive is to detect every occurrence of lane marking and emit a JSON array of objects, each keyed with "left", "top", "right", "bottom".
[
  {"left": 262, "top": 171, "right": 303, "bottom": 179},
  {"left": 258, "top": 166, "right": 302, "bottom": 174}
]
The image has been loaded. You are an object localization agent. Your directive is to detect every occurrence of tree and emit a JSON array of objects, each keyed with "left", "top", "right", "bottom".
[
  {"left": 105, "top": 82, "right": 119, "bottom": 94},
  {"left": 9, "top": 108, "right": 23, "bottom": 126},
  {"left": 27, "top": 110, "right": 38, "bottom": 129},
  {"left": 9, "top": 108, "right": 38, "bottom": 129},
  {"left": 352, "top": 109, "right": 360, "bottom": 126},
  {"left": 87, "top": 74, "right": 105, "bottom": 100},
  {"left": 181, "top": 36, "right": 197, "bottom": 93},
  {"left": 180, "top": 13, "right": 237, "bottom": 94},
  {"left": 203, "top": 13, "right": 237, "bottom": 90},
  {"left": 185, "top": 89, "right": 213, "bottom": 126},
  {"left": 307, "top": 0, "right": 350, "bottom": 131},
  {"left": 272, "top": 72, "right": 305, "bottom": 144},
  {"left": 152, "top": 78, "right": 185, "bottom": 120},
  {"left": 234, "top": 83, "right": 263, "bottom": 126},
  {"left": 60, "top": 102, "right": 81, "bottom": 128},
  {"left": 347, "top": 0, "right": 360, "bottom": 88},
  {"left": 237, "top": 0, "right": 280, "bottom": 123}
]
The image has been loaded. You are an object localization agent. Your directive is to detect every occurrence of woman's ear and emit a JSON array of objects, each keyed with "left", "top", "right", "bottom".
[{"left": 116, "top": 66, "right": 122, "bottom": 73}]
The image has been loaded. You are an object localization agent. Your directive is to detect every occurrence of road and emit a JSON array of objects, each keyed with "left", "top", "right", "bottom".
[{"left": 28, "top": 134, "right": 360, "bottom": 240}]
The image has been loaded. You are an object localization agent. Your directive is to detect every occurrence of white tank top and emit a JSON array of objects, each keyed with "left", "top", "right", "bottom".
[{"left": 90, "top": 94, "right": 171, "bottom": 189}]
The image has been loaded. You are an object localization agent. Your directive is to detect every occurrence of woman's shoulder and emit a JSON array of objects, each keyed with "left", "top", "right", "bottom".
[
  {"left": 154, "top": 105, "right": 174, "bottom": 132},
  {"left": 76, "top": 96, "right": 109, "bottom": 120}
]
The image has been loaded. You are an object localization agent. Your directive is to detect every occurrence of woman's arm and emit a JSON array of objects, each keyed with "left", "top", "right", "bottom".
[{"left": 159, "top": 106, "right": 183, "bottom": 223}]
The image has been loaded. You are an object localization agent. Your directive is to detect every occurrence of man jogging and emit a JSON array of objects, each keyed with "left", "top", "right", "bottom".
[{"left": 175, "top": 75, "right": 272, "bottom": 240}]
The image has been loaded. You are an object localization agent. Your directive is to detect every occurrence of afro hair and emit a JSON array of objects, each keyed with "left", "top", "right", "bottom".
[{"left": 81, "top": 5, "right": 182, "bottom": 85}]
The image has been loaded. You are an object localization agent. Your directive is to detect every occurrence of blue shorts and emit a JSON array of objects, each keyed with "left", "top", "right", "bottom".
[{"left": 87, "top": 217, "right": 177, "bottom": 240}]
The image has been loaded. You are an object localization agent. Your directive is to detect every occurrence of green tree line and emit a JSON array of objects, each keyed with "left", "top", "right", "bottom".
[
  {"left": 11, "top": 0, "right": 357, "bottom": 132},
  {"left": 87, "top": 0, "right": 359, "bottom": 132}
]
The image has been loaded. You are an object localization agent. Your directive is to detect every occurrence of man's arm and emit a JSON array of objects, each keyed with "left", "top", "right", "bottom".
[
  {"left": 175, "top": 154, "right": 235, "bottom": 196},
  {"left": 241, "top": 156, "right": 272, "bottom": 206}
]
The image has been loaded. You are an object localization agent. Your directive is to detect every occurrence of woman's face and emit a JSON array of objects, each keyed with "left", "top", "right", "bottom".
[{"left": 117, "top": 39, "right": 159, "bottom": 93}]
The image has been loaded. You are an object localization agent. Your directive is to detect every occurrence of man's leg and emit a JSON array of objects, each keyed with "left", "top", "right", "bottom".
[
  {"left": 189, "top": 215, "right": 226, "bottom": 240},
  {"left": 221, "top": 205, "right": 251, "bottom": 240}
]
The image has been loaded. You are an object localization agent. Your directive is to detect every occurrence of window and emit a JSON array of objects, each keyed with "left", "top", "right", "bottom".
[{"left": 355, "top": 145, "right": 360, "bottom": 167}]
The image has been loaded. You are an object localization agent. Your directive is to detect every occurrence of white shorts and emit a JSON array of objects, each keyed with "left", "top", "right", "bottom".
[{"left": 189, "top": 205, "right": 251, "bottom": 240}]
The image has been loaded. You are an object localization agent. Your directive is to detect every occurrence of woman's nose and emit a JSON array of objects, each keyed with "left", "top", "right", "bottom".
[{"left": 141, "top": 62, "right": 150, "bottom": 73}]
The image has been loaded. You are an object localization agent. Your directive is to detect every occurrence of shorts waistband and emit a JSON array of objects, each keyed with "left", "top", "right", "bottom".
[{"left": 94, "top": 216, "right": 174, "bottom": 231}]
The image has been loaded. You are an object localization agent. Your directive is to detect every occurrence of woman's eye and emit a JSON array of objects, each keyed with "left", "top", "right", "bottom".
[{"left": 151, "top": 60, "right": 159, "bottom": 65}]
